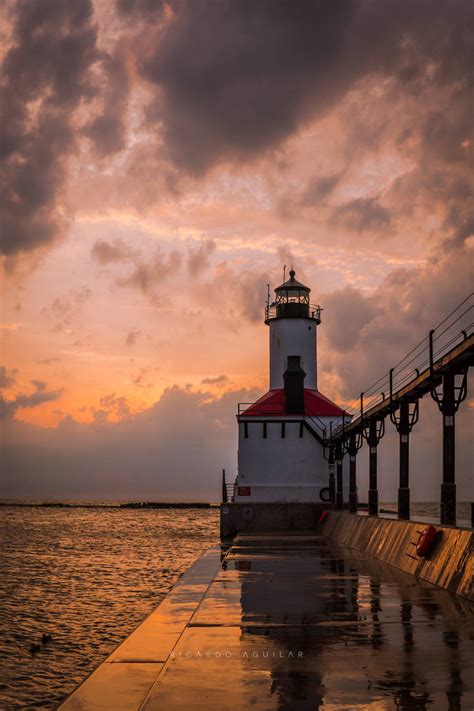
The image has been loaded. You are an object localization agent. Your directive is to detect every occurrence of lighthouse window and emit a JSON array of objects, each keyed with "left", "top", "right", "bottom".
[
  {"left": 244, "top": 422, "right": 248, "bottom": 438},
  {"left": 276, "top": 289, "right": 310, "bottom": 304},
  {"left": 263, "top": 422, "right": 267, "bottom": 438},
  {"left": 281, "top": 422, "right": 286, "bottom": 438}
]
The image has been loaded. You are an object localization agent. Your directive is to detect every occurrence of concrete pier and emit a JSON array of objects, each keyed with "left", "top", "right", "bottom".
[{"left": 61, "top": 527, "right": 474, "bottom": 710}]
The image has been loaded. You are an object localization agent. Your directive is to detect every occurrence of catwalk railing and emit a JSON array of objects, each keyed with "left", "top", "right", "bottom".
[{"left": 325, "top": 293, "right": 473, "bottom": 526}]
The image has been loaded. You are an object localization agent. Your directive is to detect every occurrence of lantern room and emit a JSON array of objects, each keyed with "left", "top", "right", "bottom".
[{"left": 265, "top": 269, "right": 321, "bottom": 323}]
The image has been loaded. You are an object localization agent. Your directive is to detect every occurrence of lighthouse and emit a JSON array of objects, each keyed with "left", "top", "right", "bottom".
[{"left": 233, "top": 269, "right": 348, "bottom": 504}]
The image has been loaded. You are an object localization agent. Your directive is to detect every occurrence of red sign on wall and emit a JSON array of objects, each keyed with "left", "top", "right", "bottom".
[{"left": 237, "top": 486, "right": 251, "bottom": 496}]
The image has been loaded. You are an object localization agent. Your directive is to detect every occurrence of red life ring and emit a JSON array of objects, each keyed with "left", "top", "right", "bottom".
[
  {"left": 416, "top": 525, "right": 437, "bottom": 557},
  {"left": 319, "top": 511, "right": 329, "bottom": 525}
]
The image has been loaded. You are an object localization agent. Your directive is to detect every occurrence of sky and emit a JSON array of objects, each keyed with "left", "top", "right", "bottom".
[{"left": 1, "top": 0, "right": 473, "bottom": 502}]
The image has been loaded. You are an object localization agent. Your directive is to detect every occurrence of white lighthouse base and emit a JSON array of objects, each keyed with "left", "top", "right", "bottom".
[{"left": 235, "top": 418, "right": 347, "bottom": 503}]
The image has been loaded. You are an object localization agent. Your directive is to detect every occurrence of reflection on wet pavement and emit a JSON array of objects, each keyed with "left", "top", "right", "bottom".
[{"left": 143, "top": 532, "right": 474, "bottom": 710}]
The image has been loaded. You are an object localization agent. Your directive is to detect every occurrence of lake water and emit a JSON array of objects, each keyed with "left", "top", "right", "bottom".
[
  {"left": 0, "top": 501, "right": 470, "bottom": 709},
  {"left": 0, "top": 505, "right": 220, "bottom": 710}
]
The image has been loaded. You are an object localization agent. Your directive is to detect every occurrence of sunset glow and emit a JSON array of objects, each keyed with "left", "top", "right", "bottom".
[{"left": 1, "top": 0, "right": 472, "bottom": 500}]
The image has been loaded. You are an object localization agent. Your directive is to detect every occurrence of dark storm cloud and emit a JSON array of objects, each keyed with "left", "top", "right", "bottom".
[
  {"left": 390, "top": 80, "right": 474, "bottom": 249},
  {"left": 1, "top": 0, "right": 100, "bottom": 257},
  {"left": 330, "top": 197, "right": 393, "bottom": 233},
  {"left": 116, "top": 0, "right": 168, "bottom": 17},
  {"left": 142, "top": 0, "right": 358, "bottom": 175},
  {"left": 132, "top": 0, "right": 474, "bottom": 252},
  {"left": 138, "top": 0, "right": 473, "bottom": 177},
  {"left": 84, "top": 47, "right": 130, "bottom": 157},
  {"left": 4, "top": 0, "right": 472, "bottom": 260},
  {"left": 0, "top": 380, "right": 63, "bottom": 420}
]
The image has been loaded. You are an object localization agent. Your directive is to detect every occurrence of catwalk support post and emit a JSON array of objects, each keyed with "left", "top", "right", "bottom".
[
  {"left": 362, "top": 393, "right": 385, "bottom": 516},
  {"left": 390, "top": 369, "right": 419, "bottom": 520},
  {"left": 430, "top": 330, "right": 468, "bottom": 525},
  {"left": 347, "top": 431, "right": 362, "bottom": 513}
]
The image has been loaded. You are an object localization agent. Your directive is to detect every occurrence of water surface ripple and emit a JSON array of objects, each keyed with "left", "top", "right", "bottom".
[{"left": 0, "top": 506, "right": 219, "bottom": 709}]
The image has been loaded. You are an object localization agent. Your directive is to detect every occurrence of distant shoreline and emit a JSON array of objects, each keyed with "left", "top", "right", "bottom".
[{"left": 0, "top": 501, "right": 216, "bottom": 509}]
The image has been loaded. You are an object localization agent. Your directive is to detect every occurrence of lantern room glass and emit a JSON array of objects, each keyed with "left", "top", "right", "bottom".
[{"left": 275, "top": 288, "right": 310, "bottom": 305}]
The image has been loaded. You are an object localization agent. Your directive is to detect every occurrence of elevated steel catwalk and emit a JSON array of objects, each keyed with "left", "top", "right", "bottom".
[{"left": 324, "top": 293, "right": 473, "bottom": 523}]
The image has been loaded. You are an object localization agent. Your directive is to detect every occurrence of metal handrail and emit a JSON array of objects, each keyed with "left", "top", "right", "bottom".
[
  {"left": 306, "top": 415, "right": 327, "bottom": 438},
  {"left": 265, "top": 303, "right": 322, "bottom": 322},
  {"left": 237, "top": 406, "right": 331, "bottom": 440},
  {"left": 223, "top": 482, "right": 236, "bottom": 503}
]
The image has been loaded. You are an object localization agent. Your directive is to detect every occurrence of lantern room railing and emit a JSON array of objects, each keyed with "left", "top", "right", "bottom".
[{"left": 264, "top": 303, "right": 321, "bottom": 323}]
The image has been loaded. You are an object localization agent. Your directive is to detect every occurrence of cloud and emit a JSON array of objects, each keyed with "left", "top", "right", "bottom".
[
  {"left": 37, "top": 357, "right": 62, "bottom": 365},
  {"left": 322, "top": 288, "right": 382, "bottom": 353},
  {"left": 330, "top": 197, "right": 393, "bottom": 233},
  {"left": 49, "top": 286, "right": 92, "bottom": 317},
  {"left": 134, "top": 0, "right": 473, "bottom": 180},
  {"left": 116, "top": 0, "right": 168, "bottom": 17},
  {"left": 0, "top": 380, "right": 63, "bottom": 420},
  {"left": 319, "top": 245, "right": 473, "bottom": 400},
  {"left": 301, "top": 173, "right": 342, "bottom": 205},
  {"left": 2, "top": 0, "right": 472, "bottom": 506},
  {"left": 0, "top": 366, "right": 17, "bottom": 389},
  {"left": 90, "top": 239, "right": 136, "bottom": 265},
  {"left": 0, "top": 0, "right": 100, "bottom": 257},
  {"left": 83, "top": 47, "right": 130, "bottom": 157},
  {"left": 91, "top": 239, "right": 184, "bottom": 300},
  {"left": 187, "top": 239, "right": 216, "bottom": 277},
  {"left": 239, "top": 270, "right": 270, "bottom": 323},
  {"left": 116, "top": 248, "right": 182, "bottom": 297},
  {"left": 201, "top": 375, "right": 230, "bottom": 387},
  {"left": 140, "top": 0, "right": 358, "bottom": 175},
  {"left": 96, "top": 392, "right": 131, "bottom": 420},
  {"left": 125, "top": 329, "right": 141, "bottom": 345},
  {"left": 1, "top": 384, "right": 260, "bottom": 499},
  {"left": 3, "top": 0, "right": 472, "bottom": 266}
]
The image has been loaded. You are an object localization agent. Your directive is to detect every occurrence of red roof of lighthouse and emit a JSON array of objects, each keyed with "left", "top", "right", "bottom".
[{"left": 240, "top": 389, "right": 345, "bottom": 417}]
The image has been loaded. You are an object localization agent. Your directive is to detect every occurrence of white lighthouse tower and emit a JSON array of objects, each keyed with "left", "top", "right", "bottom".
[{"left": 234, "top": 269, "right": 347, "bottom": 503}]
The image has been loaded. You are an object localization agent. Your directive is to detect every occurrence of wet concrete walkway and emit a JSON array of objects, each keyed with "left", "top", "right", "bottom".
[{"left": 61, "top": 532, "right": 474, "bottom": 710}]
